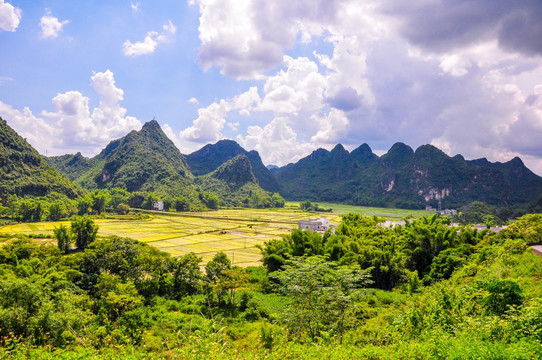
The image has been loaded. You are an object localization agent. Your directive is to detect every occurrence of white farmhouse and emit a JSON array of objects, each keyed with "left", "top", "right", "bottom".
[
  {"left": 297, "top": 217, "right": 330, "bottom": 233},
  {"left": 153, "top": 201, "right": 164, "bottom": 211}
]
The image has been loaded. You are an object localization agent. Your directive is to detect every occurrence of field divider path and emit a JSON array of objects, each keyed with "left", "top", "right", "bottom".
[{"left": 133, "top": 209, "right": 299, "bottom": 224}]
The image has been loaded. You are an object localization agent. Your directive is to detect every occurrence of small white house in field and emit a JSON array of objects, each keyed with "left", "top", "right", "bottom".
[
  {"left": 297, "top": 217, "right": 330, "bottom": 233},
  {"left": 153, "top": 201, "right": 164, "bottom": 211}
]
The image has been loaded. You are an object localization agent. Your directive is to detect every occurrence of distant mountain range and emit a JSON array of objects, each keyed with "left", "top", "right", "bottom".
[
  {"left": 2, "top": 117, "right": 540, "bottom": 210},
  {"left": 274, "top": 142, "right": 542, "bottom": 209},
  {"left": 43, "top": 120, "right": 269, "bottom": 206}
]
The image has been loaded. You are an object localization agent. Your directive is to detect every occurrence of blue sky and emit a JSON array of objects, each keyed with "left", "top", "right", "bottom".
[{"left": 1, "top": 0, "right": 542, "bottom": 175}]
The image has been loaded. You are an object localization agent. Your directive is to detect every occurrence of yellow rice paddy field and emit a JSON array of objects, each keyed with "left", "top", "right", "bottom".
[{"left": 0, "top": 204, "right": 433, "bottom": 266}]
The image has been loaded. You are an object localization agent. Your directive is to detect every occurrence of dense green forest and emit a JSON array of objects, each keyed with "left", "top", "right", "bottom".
[
  {"left": 1, "top": 213, "right": 541, "bottom": 359},
  {"left": 0, "top": 117, "right": 83, "bottom": 201},
  {"left": 275, "top": 142, "right": 542, "bottom": 211}
]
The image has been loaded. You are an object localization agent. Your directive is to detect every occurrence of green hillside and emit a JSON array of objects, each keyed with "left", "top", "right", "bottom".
[
  {"left": 186, "top": 139, "right": 280, "bottom": 192},
  {"left": 45, "top": 152, "right": 96, "bottom": 181},
  {"left": 65, "top": 120, "right": 198, "bottom": 199},
  {"left": 1, "top": 212, "right": 541, "bottom": 358},
  {"left": 196, "top": 154, "right": 273, "bottom": 206},
  {"left": 0, "top": 117, "right": 83, "bottom": 200},
  {"left": 275, "top": 142, "right": 542, "bottom": 210}
]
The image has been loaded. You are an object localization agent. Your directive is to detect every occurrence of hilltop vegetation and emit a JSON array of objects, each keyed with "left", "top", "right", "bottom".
[
  {"left": 0, "top": 117, "right": 83, "bottom": 201},
  {"left": 42, "top": 120, "right": 281, "bottom": 210},
  {"left": 0, "top": 213, "right": 541, "bottom": 358},
  {"left": 186, "top": 139, "right": 280, "bottom": 193},
  {"left": 196, "top": 155, "right": 284, "bottom": 208},
  {"left": 275, "top": 142, "right": 542, "bottom": 211}
]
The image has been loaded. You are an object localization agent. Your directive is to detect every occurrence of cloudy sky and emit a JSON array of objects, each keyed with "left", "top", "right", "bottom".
[{"left": 1, "top": 1, "right": 542, "bottom": 174}]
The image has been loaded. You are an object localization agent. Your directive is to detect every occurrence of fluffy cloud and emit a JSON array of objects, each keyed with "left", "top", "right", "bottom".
[
  {"left": 259, "top": 56, "right": 325, "bottom": 115},
  {"left": 0, "top": 0, "right": 21, "bottom": 32},
  {"left": 39, "top": 10, "right": 69, "bottom": 39},
  {"left": 0, "top": 103, "right": 57, "bottom": 153},
  {"left": 192, "top": 0, "right": 342, "bottom": 79},
  {"left": 179, "top": 100, "right": 230, "bottom": 144},
  {"left": 326, "top": 87, "right": 364, "bottom": 111},
  {"left": 0, "top": 70, "right": 141, "bottom": 155},
  {"left": 310, "top": 109, "right": 349, "bottom": 144},
  {"left": 237, "top": 117, "right": 315, "bottom": 166},
  {"left": 123, "top": 20, "right": 176, "bottom": 56}
]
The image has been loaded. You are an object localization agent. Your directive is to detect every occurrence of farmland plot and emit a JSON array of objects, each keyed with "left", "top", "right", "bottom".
[{"left": 0, "top": 205, "right": 431, "bottom": 266}]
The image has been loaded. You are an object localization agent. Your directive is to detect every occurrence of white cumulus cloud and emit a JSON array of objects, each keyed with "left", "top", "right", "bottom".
[
  {"left": 39, "top": 10, "right": 69, "bottom": 39},
  {"left": 123, "top": 20, "right": 176, "bottom": 56},
  {"left": 0, "top": 0, "right": 21, "bottom": 32},
  {"left": 0, "top": 70, "right": 141, "bottom": 156},
  {"left": 193, "top": 0, "right": 342, "bottom": 79},
  {"left": 237, "top": 117, "right": 316, "bottom": 166}
]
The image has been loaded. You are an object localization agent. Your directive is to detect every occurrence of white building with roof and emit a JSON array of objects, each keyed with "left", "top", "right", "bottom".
[
  {"left": 297, "top": 217, "right": 330, "bottom": 233},
  {"left": 153, "top": 201, "right": 164, "bottom": 211}
]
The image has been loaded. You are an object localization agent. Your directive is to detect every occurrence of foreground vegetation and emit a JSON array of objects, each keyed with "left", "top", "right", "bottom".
[{"left": 0, "top": 212, "right": 541, "bottom": 359}]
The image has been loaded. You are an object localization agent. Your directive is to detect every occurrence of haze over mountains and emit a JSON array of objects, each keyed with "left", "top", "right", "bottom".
[{"left": 2, "top": 117, "right": 541, "bottom": 210}]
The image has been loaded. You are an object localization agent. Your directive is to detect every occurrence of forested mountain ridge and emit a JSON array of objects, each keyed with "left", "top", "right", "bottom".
[
  {"left": 40, "top": 118, "right": 542, "bottom": 210},
  {"left": 275, "top": 142, "right": 542, "bottom": 209},
  {"left": 45, "top": 152, "right": 96, "bottom": 181},
  {"left": 186, "top": 139, "right": 280, "bottom": 192},
  {"left": 195, "top": 154, "right": 273, "bottom": 206},
  {"left": 48, "top": 120, "right": 198, "bottom": 199},
  {"left": 44, "top": 121, "right": 275, "bottom": 207},
  {"left": 0, "top": 117, "right": 83, "bottom": 200}
]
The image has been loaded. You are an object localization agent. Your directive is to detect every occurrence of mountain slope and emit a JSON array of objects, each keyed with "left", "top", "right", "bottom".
[
  {"left": 65, "top": 120, "right": 197, "bottom": 198},
  {"left": 196, "top": 154, "right": 266, "bottom": 206},
  {"left": 186, "top": 139, "right": 279, "bottom": 192},
  {"left": 275, "top": 142, "right": 542, "bottom": 209},
  {"left": 45, "top": 152, "right": 95, "bottom": 181},
  {"left": 0, "top": 117, "right": 83, "bottom": 200}
]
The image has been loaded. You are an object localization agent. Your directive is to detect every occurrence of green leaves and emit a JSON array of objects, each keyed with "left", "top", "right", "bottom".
[
  {"left": 53, "top": 224, "right": 71, "bottom": 253},
  {"left": 275, "top": 257, "right": 371, "bottom": 342},
  {"left": 71, "top": 215, "right": 99, "bottom": 250}
]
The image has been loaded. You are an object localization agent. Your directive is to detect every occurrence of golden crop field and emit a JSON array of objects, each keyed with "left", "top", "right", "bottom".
[{"left": 0, "top": 204, "right": 433, "bottom": 266}]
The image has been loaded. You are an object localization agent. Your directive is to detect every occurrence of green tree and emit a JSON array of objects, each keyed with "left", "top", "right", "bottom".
[
  {"left": 174, "top": 196, "right": 189, "bottom": 211},
  {"left": 89, "top": 190, "right": 111, "bottom": 214},
  {"left": 77, "top": 197, "right": 92, "bottom": 215},
  {"left": 174, "top": 253, "right": 203, "bottom": 298},
  {"left": 108, "top": 188, "right": 130, "bottom": 208},
  {"left": 203, "top": 192, "right": 220, "bottom": 210},
  {"left": 54, "top": 224, "right": 71, "bottom": 253},
  {"left": 71, "top": 215, "right": 98, "bottom": 250},
  {"left": 271, "top": 193, "right": 285, "bottom": 208},
  {"left": 116, "top": 203, "right": 130, "bottom": 215},
  {"left": 215, "top": 267, "right": 249, "bottom": 315},
  {"left": 276, "top": 257, "right": 371, "bottom": 342},
  {"left": 205, "top": 252, "right": 232, "bottom": 283},
  {"left": 300, "top": 200, "right": 312, "bottom": 211},
  {"left": 48, "top": 202, "right": 63, "bottom": 221}
]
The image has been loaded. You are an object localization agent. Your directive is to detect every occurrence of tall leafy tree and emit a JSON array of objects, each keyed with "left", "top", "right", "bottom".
[
  {"left": 71, "top": 215, "right": 98, "bottom": 250},
  {"left": 276, "top": 257, "right": 371, "bottom": 342},
  {"left": 54, "top": 224, "right": 71, "bottom": 253}
]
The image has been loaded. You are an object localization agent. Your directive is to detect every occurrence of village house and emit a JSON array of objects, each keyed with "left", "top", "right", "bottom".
[
  {"left": 153, "top": 201, "right": 164, "bottom": 211},
  {"left": 297, "top": 217, "right": 330, "bottom": 233}
]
